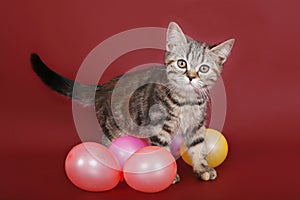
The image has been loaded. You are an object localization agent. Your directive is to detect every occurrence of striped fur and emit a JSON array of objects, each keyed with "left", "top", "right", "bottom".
[{"left": 31, "top": 22, "right": 234, "bottom": 182}]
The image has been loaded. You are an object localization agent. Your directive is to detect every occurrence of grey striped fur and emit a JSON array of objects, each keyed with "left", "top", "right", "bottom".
[
  {"left": 31, "top": 22, "right": 234, "bottom": 183},
  {"left": 96, "top": 22, "right": 234, "bottom": 182}
]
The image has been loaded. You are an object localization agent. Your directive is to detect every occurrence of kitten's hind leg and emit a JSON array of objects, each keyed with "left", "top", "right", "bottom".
[{"left": 172, "top": 174, "right": 180, "bottom": 184}]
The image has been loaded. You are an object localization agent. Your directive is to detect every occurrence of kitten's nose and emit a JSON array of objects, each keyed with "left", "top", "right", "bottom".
[{"left": 186, "top": 70, "right": 198, "bottom": 81}]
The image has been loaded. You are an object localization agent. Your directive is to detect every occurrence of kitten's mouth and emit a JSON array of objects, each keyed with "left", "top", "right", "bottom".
[
  {"left": 186, "top": 82, "right": 207, "bottom": 97},
  {"left": 184, "top": 83, "right": 196, "bottom": 91},
  {"left": 188, "top": 81, "right": 199, "bottom": 88}
]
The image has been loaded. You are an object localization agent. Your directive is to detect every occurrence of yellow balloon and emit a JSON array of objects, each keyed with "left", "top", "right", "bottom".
[
  {"left": 180, "top": 143, "right": 193, "bottom": 166},
  {"left": 180, "top": 129, "right": 228, "bottom": 168}
]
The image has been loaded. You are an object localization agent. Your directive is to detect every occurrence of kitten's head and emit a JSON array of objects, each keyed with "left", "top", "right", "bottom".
[{"left": 164, "top": 22, "right": 234, "bottom": 96}]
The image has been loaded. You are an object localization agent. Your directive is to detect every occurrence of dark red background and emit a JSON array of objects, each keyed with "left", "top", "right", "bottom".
[{"left": 1, "top": 0, "right": 300, "bottom": 199}]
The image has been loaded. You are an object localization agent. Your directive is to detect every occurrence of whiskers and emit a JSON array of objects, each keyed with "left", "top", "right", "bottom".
[
  {"left": 196, "top": 85, "right": 210, "bottom": 100},
  {"left": 187, "top": 79, "right": 209, "bottom": 101},
  {"left": 165, "top": 83, "right": 178, "bottom": 97}
]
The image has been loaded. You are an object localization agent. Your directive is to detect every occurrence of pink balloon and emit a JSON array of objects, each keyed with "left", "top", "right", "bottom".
[
  {"left": 123, "top": 146, "right": 177, "bottom": 193},
  {"left": 170, "top": 134, "right": 183, "bottom": 158},
  {"left": 108, "top": 136, "right": 148, "bottom": 168},
  {"left": 65, "top": 142, "right": 122, "bottom": 192}
]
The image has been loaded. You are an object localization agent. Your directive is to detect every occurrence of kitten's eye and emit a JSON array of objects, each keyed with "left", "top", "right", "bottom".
[
  {"left": 199, "top": 65, "right": 210, "bottom": 73},
  {"left": 177, "top": 59, "right": 187, "bottom": 68}
]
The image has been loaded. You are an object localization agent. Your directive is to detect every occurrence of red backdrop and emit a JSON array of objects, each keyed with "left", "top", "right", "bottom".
[{"left": 1, "top": 0, "right": 300, "bottom": 199}]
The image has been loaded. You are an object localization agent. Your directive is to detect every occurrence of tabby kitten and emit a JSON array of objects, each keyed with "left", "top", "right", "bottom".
[{"left": 31, "top": 22, "right": 234, "bottom": 182}]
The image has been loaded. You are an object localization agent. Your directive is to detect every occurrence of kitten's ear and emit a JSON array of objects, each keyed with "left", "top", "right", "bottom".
[
  {"left": 209, "top": 39, "right": 235, "bottom": 64},
  {"left": 166, "top": 22, "right": 187, "bottom": 52}
]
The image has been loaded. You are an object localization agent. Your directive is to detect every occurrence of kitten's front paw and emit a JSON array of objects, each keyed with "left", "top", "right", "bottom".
[
  {"left": 172, "top": 173, "right": 180, "bottom": 184},
  {"left": 194, "top": 166, "right": 217, "bottom": 181}
]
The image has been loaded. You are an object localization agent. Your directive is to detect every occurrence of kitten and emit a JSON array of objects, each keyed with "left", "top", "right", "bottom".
[{"left": 31, "top": 22, "right": 234, "bottom": 182}]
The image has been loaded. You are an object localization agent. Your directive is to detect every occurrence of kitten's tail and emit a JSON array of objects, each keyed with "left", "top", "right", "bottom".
[{"left": 31, "top": 53, "right": 96, "bottom": 105}]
